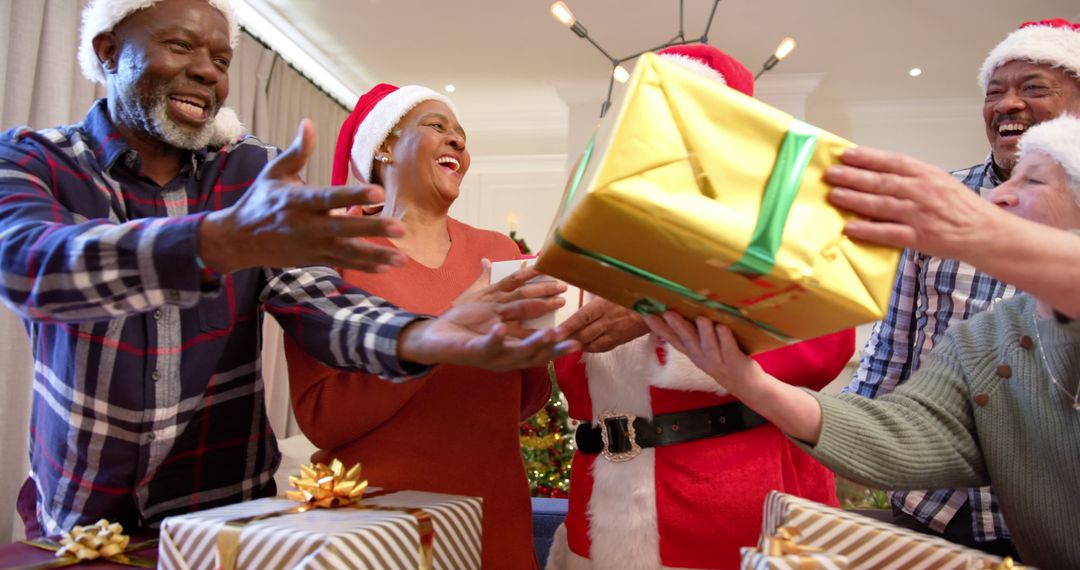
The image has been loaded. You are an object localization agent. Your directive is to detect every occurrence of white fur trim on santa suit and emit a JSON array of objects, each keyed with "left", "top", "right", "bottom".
[
  {"left": 545, "top": 523, "right": 696, "bottom": 570},
  {"left": 543, "top": 336, "right": 720, "bottom": 570},
  {"left": 978, "top": 23, "right": 1080, "bottom": 90},
  {"left": 651, "top": 340, "right": 730, "bottom": 396},
  {"left": 583, "top": 336, "right": 660, "bottom": 570},
  {"left": 1018, "top": 114, "right": 1080, "bottom": 192},
  {"left": 656, "top": 53, "right": 728, "bottom": 85},
  {"left": 78, "top": 0, "right": 241, "bottom": 85},
  {"left": 348, "top": 85, "right": 457, "bottom": 184}
]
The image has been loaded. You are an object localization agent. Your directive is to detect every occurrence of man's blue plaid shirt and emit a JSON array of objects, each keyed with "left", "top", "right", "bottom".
[
  {"left": 845, "top": 156, "right": 1016, "bottom": 541},
  {"left": 0, "top": 101, "right": 427, "bottom": 535}
]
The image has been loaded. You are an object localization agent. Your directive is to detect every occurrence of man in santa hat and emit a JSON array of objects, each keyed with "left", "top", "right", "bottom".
[
  {"left": 548, "top": 44, "right": 855, "bottom": 570},
  {"left": 0, "top": 0, "right": 573, "bottom": 537},
  {"left": 845, "top": 18, "right": 1080, "bottom": 558}
]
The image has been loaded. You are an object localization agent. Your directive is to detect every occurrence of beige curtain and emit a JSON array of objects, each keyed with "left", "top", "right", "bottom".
[
  {"left": 0, "top": 1, "right": 347, "bottom": 540},
  {"left": 227, "top": 34, "right": 350, "bottom": 441},
  {"left": 0, "top": 0, "right": 103, "bottom": 543}
]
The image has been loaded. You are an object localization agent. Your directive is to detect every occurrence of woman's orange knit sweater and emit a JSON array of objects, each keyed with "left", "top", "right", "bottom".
[{"left": 285, "top": 218, "right": 551, "bottom": 569}]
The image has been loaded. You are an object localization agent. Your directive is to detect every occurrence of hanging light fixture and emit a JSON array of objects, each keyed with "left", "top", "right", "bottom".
[
  {"left": 551, "top": 0, "right": 795, "bottom": 117},
  {"left": 612, "top": 65, "right": 630, "bottom": 83},
  {"left": 754, "top": 36, "right": 797, "bottom": 79}
]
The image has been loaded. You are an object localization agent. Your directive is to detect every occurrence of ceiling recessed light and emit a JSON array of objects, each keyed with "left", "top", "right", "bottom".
[
  {"left": 444, "top": 84, "right": 456, "bottom": 93},
  {"left": 909, "top": 68, "right": 922, "bottom": 77}
]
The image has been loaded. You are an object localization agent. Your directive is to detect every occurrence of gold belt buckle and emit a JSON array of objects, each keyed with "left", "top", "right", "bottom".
[{"left": 598, "top": 412, "right": 641, "bottom": 462}]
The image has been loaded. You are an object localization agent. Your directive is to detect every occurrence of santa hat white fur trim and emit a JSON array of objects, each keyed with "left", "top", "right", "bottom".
[
  {"left": 1018, "top": 114, "right": 1080, "bottom": 193},
  {"left": 657, "top": 52, "right": 728, "bottom": 85},
  {"left": 978, "top": 24, "right": 1080, "bottom": 90},
  {"left": 348, "top": 85, "right": 457, "bottom": 184},
  {"left": 210, "top": 106, "right": 244, "bottom": 146},
  {"left": 78, "top": 0, "right": 241, "bottom": 85}
]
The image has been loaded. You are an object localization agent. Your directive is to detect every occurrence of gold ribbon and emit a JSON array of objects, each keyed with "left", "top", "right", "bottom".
[
  {"left": 984, "top": 557, "right": 1021, "bottom": 569},
  {"left": 17, "top": 520, "right": 157, "bottom": 569},
  {"left": 764, "top": 526, "right": 823, "bottom": 557},
  {"left": 759, "top": 526, "right": 834, "bottom": 570},
  {"left": 216, "top": 460, "right": 434, "bottom": 570}
]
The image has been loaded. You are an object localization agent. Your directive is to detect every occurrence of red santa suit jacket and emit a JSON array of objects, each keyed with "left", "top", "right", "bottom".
[{"left": 547, "top": 329, "right": 854, "bottom": 570}]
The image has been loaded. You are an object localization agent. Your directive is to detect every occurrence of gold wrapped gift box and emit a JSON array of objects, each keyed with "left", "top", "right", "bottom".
[
  {"left": 536, "top": 52, "right": 900, "bottom": 353},
  {"left": 755, "top": 492, "right": 1011, "bottom": 570}
]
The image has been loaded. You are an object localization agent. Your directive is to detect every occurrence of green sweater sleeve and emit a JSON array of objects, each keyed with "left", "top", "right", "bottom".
[{"left": 797, "top": 335, "right": 989, "bottom": 491}]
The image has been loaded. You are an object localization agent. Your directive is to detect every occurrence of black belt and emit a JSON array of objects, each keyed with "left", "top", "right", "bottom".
[{"left": 575, "top": 401, "right": 768, "bottom": 462}]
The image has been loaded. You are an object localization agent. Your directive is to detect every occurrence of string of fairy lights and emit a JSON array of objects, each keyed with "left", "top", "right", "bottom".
[{"left": 549, "top": 0, "right": 797, "bottom": 117}]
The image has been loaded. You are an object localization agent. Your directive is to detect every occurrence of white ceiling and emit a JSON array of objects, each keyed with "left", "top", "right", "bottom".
[
  {"left": 253, "top": 0, "right": 1079, "bottom": 119},
  {"left": 254, "top": 0, "right": 1080, "bottom": 99}
]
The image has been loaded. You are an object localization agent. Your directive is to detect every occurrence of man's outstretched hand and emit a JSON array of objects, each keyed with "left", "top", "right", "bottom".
[
  {"left": 825, "top": 146, "right": 1002, "bottom": 260},
  {"left": 557, "top": 297, "right": 648, "bottom": 352},
  {"left": 199, "top": 119, "right": 408, "bottom": 274},
  {"left": 398, "top": 298, "right": 579, "bottom": 371}
]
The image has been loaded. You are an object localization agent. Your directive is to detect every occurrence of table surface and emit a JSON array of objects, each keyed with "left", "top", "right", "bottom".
[{"left": 0, "top": 537, "right": 158, "bottom": 569}]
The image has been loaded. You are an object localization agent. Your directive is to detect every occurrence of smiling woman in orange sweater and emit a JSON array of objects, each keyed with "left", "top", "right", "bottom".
[{"left": 284, "top": 84, "right": 552, "bottom": 569}]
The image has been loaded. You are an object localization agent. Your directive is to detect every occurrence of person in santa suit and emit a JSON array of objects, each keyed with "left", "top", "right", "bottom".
[{"left": 546, "top": 44, "right": 856, "bottom": 570}]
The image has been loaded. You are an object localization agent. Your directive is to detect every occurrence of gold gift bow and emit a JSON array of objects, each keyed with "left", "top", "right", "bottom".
[
  {"left": 759, "top": 527, "right": 835, "bottom": 570},
  {"left": 984, "top": 557, "right": 1021, "bottom": 569},
  {"left": 216, "top": 460, "right": 434, "bottom": 570},
  {"left": 16, "top": 520, "right": 157, "bottom": 569},
  {"left": 764, "top": 526, "right": 823, "bottom": 557}
]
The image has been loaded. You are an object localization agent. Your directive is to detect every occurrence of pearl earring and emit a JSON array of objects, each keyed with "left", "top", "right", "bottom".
[{"left": 376, "top": 154, "right": 392, "bottom": 164}]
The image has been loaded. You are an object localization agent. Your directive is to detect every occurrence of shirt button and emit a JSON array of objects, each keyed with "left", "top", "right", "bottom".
[
  {"left": 153, "top": 309, "right": 163, "bottom": 320},
  {"left": 151, "top": 370, "right": 162, "bottom": 381},
  {"left": 147, "top": 433, "right": 156, "bottom": 441},
  {"left": 974, "top": 393, "right": 991, "bottom": 407},
  {"left": 995, "top": 364, "right": 1012, "bottom": 378},
  {"left": 1018, "top": 335, "right": 1033, "bottom": 349}
]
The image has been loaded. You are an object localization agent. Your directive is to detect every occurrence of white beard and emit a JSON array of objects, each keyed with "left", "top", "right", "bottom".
[{"left": 113, "top": 56, "right": 219, "bottom": 151}]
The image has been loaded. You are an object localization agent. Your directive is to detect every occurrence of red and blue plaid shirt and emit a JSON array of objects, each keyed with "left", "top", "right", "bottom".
[{"left": 0, "top": 100, "right": 427, "bottom": 535}]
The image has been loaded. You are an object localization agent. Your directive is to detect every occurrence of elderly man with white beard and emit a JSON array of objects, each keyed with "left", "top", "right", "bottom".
[{"left": 0, "top": 0, "right": 575, "bottom": 536}]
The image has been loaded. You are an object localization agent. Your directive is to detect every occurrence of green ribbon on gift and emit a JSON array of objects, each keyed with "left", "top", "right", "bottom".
[
  {"left": 552, "top": 134, "right": 798, "bottom": 343},
  {"left": 729, "top": 119, "right": 820, "bottom": 276}
]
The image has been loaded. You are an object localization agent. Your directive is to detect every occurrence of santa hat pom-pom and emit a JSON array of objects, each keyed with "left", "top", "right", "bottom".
[{"left": 210, "top": 107, "right": 246, "bottom": 146}]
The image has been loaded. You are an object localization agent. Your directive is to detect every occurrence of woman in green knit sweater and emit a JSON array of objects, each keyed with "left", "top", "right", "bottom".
[{"left": 644, "top": 114, "right": 1080, "bottom": 569}]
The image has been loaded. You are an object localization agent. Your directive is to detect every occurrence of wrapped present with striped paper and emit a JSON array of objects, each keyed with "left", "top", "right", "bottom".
[
  {"left": 157, "top": 490, "right": 482, "bottom": 570},
  {"left": 758, "top": 492, "right": 1010, "bottom": 570}
]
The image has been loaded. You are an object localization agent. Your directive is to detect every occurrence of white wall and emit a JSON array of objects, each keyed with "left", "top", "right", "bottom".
[{"left": 811, "top": 97, "right": 988, "bottom": 171}]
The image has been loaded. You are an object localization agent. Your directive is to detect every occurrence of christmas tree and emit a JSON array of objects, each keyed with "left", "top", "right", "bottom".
[
  {"left": 509, "top": 230, "right": 530, "bottom": 256},
  {"left": 520, "top": 363, "right": 576, "bottom": 498}
]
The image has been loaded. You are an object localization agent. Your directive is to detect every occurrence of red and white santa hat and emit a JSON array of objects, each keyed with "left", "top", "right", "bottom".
[
  {"left": 1018, "top": 114, "right": 1080, "bottom": 192},
  {"left": 656, "top": 43, "right": 755, "bottom": 97},
  {"left": 331, "top": 83, "right": 457, "bottom": 186},
  {"left": 78, "top": 0, "right": 240, "bottom": 85},
  {"left": 978, "top": 18, "right": 1080, "bottom": 90}
]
